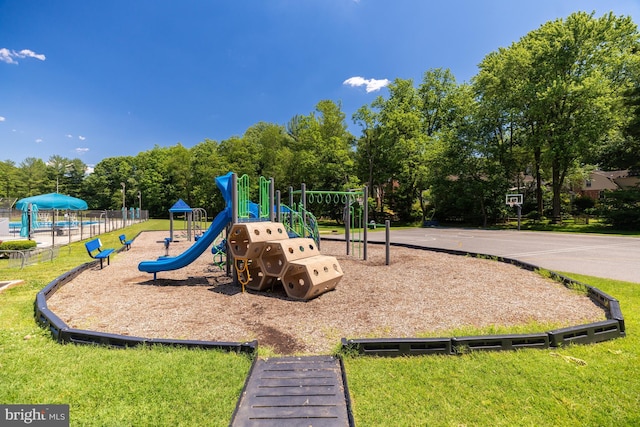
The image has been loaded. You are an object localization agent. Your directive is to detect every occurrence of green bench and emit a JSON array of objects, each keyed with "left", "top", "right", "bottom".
[{"left": 85, "top": 238, "right": 115, "bottom": 269}]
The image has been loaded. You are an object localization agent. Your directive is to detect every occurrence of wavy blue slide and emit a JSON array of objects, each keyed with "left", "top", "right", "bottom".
[{"left": 138, "top": 172, "right": 234, "bottom": 276}]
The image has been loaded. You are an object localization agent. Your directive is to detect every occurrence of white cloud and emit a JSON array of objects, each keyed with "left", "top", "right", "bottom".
[
  {"left": 75, "top": 147, "right": 89, "bottom": 155},
  {"left": 19, "top": 49, "right": 46, "bottom": 61},
  {"left": 66, "top": 134, "right": 73, "bottom": 138},
  {"left": 0, "top": 116, "right": 5, "bottom": 122},
  {"left": 343, "top": 76, "right": 390, "bottom": 93},
  {"left": 0, "top": 49, "right": 16, "bottom": 64},
  {"left": 0, "top": 48, "right": 46, "bottom": 64},
  {"left": 78, "top": 135, "right": 86, "bottom": 141},
  {"left": 35, "top": 138, "right": 43, "bottom": 143}
]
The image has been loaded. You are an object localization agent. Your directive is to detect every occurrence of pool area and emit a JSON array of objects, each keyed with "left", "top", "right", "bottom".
[
  {"left": 1, "top": 208, "right": 149, "bottom": 249},
  {"left": 9, "top": 220, "right": 101, "bottom": 232}
]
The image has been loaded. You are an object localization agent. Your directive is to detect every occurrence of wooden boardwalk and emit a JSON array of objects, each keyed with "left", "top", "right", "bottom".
[{"left": 230, "top": 355, "right": 353, "bottom": 426}]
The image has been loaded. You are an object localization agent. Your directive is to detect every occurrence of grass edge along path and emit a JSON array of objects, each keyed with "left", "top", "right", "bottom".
[{"left": 343, "top": 273, "right": 640, "bottom": 426}]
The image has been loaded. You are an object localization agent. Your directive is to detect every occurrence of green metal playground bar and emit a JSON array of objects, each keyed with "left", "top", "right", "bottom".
[{"left": 290, "top": 185, "right": 369, "bottom": 260}]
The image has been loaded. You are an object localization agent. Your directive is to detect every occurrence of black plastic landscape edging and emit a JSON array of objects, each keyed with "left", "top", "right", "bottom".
[
  {"left": 33, "top": 236, "right": 258, "bottom": 355},
  {"left": 339, "top": 240, "right": 625, "bottom": 357},
  {"left": 34, "top": 235, "right": 624, "bottom": 358}
]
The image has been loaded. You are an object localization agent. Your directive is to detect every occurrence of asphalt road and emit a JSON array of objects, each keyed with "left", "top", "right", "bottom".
[{"left": 355, "top": 227, "right": 640, "bottom": 284}]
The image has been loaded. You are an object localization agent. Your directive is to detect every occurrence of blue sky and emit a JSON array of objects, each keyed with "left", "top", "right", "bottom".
[{"left": 2, "top": 1, "right": 639, "bottom": 169}]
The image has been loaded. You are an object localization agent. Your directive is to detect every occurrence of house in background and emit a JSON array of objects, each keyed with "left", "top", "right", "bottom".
[{"left": 578, "top": 170, "right": 640, "bottom": 200}]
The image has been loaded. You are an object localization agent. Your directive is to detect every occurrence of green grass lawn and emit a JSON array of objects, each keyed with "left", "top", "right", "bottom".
[
  {"left": 1, "top": 220, "right": 638, "bottom": 425},
  {"left": 343, "top": 273, "right": 640, "bottom": 426},
  {"left": 0, "top": 221, "right": 252, "bottom": 426}
]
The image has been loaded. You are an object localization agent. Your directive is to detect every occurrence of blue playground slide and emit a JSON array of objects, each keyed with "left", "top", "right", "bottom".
[
  {"left": 138, "top": 172, "right": 234, "bottom": 275},
  {"left": 138, "top": 206, "right": 232, "bottom": 274}
]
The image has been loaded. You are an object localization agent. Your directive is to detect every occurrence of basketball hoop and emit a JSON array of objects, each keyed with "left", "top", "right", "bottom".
[
  {"left": 505, "top": 194, "right": 523, "bottom": 207},
  {"left": 505, "top": 193, "right": 523, "bottom": 231}
]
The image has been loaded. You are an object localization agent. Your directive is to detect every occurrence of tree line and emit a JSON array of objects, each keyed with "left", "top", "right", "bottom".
[{"left": 2, "top": 12, "right": 639, "bottom": 224}]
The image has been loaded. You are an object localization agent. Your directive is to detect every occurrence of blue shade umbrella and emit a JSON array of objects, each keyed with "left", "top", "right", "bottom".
[
  {"left": 16, "top": 192, "right": 88, "bottom": 210},
  {"left": 17, "top": 193, "right": 88, "bottom": 242}
]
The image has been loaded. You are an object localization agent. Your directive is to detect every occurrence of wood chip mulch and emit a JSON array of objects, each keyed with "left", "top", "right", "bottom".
[{"left": 46, "top": 231, "right": 606, "bottom": 355}]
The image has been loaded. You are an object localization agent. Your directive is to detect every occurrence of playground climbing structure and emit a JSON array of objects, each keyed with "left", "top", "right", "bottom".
[
  {"left": 228, "top": 221, "right": 343, "bottom": 300},
  {"left": 291, "top": 185, "right": 367, "bottom": 259},
  {"left": 139, "top": 172, "right": 343, "bottom": 300}
]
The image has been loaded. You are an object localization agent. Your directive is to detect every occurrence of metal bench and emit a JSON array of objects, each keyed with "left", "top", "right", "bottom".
[
  {"left": 85, "top": 238, "right": 114, "bottom": 269},
  {"left": 119, "top": 234, "right": 133, "bottom": 250}
]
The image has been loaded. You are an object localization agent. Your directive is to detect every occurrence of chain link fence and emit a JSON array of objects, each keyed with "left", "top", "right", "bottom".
[
  {"left": 2, "top": 247, "right": 61, "bottom": 269},
  {"left": 1, "top": 208, "right": 149, "bottom": 269}
]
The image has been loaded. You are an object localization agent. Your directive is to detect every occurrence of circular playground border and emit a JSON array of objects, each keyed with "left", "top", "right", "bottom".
[
  {"left": 34, "top": 238, "right": 625, "bottom": 357},
  {"left": 340, "top": 241, "right": 625, "bottom": 356}
]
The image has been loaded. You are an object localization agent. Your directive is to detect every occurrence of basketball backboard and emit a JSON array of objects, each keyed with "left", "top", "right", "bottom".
[{"left": 505, "top": 194, "right": 523, "bottom": 207}]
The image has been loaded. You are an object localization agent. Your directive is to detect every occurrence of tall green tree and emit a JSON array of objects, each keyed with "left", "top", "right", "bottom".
[
  {"left": 217, "top": 135, "right": 260, "bottom": 183},
  {"left": 82, "top": 156, "right": 135, "bottom": 211},
  {"left": 372, "top": 78, "right": 423, "bottom": 221},
  {"left": 595, "top": 85, "right": 640, "bottom": 172},
  {"left": 65, "top": 159, "right": 87, "bottom": 197},
  {"left": 312, "top": 100, "right": 356, "bottom": 190},
  {"left": 18, "top": 157, "right": 48, "bottom": 197},
  {"left": 285, "top": 101, "right": 356, "bottom": 221},
  {"left": 46, "top": 155, "right": 86, "bottom": 197},
  {"left": 416, "top": 69, "right": 469, "bottom": 222},
  {"left": 164, "top": 144, "right": 193, "bottom": 206},
  {"left": 285, "top": 114, "right": 316, "bottom": 190},
  {"left": 353, "top": 104, "right": 388, "bottom": 219},
  {"left": 477, "top": 12, "right": 640, "bottom": 222},
  {"left": 422, "top": 77, "right": 510, "bottom": 226},
  {"left": 354, "top": 73, "right": 463, "bottom": 223},
  {"left": 190, "top": 139, "right": 227, "bottom": 213},
  {"left": 242, "top": 122, "right": 292, "bottom": 187},
  {"left": 132, "top": 146, "right": 173, "bottom": 217},
  {"left": 419, "top": 68, "right": 459, "bottom": 137},
  {"left": 285, "top": 100, "right": 355, "bottom": 193},
  {"left": 0, "top": 160, "right": 19, "bottom": 199}
]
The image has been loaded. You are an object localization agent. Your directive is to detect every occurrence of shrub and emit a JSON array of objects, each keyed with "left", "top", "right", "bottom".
[
  {"left": 598, "top": 188, "right": 640, "bottom": 230},
  {"left": 525, "top": 210, "right": 541, "bottom": 221},
  {"left": 572, "top": 195, "right": 596, "bottom": 215},
  {"left": 0, "top": 240, "right": 38, "bottom": 251}
]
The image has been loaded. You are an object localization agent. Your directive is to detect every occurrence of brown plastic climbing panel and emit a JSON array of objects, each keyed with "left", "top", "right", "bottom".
[{"left": 281, "top": 255, "right": 344, "bottom": 300}]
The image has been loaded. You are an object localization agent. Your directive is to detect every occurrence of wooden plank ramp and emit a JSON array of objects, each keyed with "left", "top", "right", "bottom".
[{"left": 230, "top": 355, "right": 353, "bottom": 427}]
